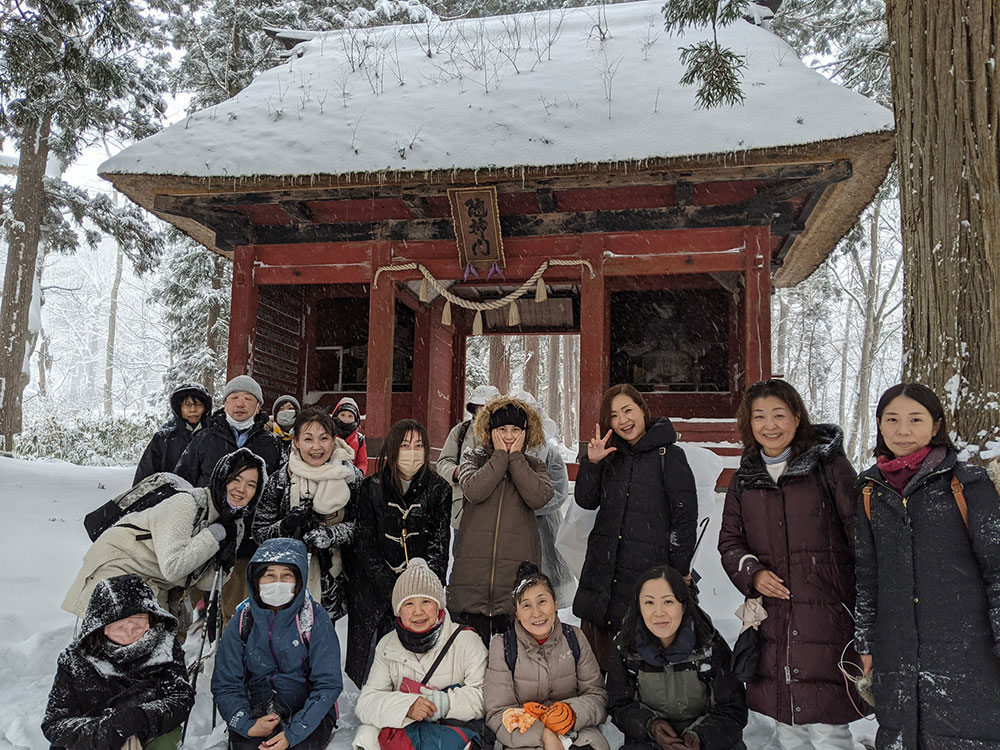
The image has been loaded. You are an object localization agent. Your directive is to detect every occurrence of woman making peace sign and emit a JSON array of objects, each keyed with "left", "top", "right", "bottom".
[{"left": 573, "top": 384, "right": 698, "bottom": 670}]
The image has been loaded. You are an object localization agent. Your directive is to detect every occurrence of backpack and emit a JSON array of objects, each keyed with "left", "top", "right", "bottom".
[
  {"left": 84, "top": 472, "right": 193, "bottom": 542},
  {"left": 862, "top": 475, "right": 968, "bottom": 526},
  {"left": 502, "top": 622, "right": 580, "bottom": 674}
]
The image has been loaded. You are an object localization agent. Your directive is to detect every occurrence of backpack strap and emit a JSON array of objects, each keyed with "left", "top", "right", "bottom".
[
  {"left": 238, "top": 602, "right": 252, "bottom": 643},
  {"left": 862, "top": 481, "right": 874, "bottom": 521},
  {"left": 296, "top": 596, "right": 316, "bottom": 647},
  {"left": 561, "top": 623, "right": 581, "bottom": 665},
  {"left": 951, "top": 476, "right": 969, "bottom": 527},
  {"left": 457, "top": 419, "right": 472, "bottom": 451},
  {"left": 503, "top": 628, "right": 518, "bottom": 674}
]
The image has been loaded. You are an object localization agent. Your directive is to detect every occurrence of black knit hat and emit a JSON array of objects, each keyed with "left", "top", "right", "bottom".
[{"left": 489, "top": 404, "right": 528, "bottom": 431}]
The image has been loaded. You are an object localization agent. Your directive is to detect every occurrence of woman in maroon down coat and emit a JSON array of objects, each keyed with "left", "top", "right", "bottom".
[{"left": 718, "top": 379, "right": 865, "bottom": 750}]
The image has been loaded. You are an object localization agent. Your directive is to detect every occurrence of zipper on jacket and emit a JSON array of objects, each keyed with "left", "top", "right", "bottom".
[{"left": 488, "top": 482, "right": 506, "bottom": 619}]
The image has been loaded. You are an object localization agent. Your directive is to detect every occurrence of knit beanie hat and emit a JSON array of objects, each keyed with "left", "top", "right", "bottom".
[
  {"left": 334, "top": 397, "right": 361, "bottom": 422},
  {"left": 272, "top": 394, "right": 300, "bottom": 414},
  {"left": 224, "top": 375, "right": 263, "bottom": 405},
  {"left": 391, "top": 558, "right": 446, "bottom": 615},
  {"left": 489, "top": 403, "right": 528, "bottom": 431}
]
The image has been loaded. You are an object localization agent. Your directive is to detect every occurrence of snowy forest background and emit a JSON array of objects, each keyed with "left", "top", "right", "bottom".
[{"left": 1, "top": 0, "right": 902, "bottom": 469}]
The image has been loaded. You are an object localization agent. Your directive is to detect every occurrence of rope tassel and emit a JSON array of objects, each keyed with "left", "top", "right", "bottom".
[
  {"left": 418, "top": 277, "right": 429, "bottom": 303},
  {"left": 535, "top": 277, "right": 547, "bottom": 302},
  {"left": 472, "top": 310, "right": 484, "bottom": 336},
  {"left": 508, "top": 301, "right": 520, "bottom": 326},
  {"left": 441, "top": 300, "right": 452, "bottom": 326}
]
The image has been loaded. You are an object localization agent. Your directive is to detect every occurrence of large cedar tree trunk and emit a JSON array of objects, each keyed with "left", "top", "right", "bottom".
[
  {"left": 489, "top": 336, "right": 510, "bottom": 394},
  {"left": 103, "top": 245, "right": 124, "bottom": 416},
  {"left": 0, "top": 113, "right": 51, "bottom": 449},
  {"left": 887, "top": 2, "right": 1000, "bottom": 451}
]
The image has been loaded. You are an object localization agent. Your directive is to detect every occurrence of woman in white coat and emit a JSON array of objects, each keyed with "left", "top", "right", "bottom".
[
  {"left": 353, "top": 558, "right": 489, "bottom": 750},
  {"left": 62, "top": 449, "right": 265, "bottom": 619}
]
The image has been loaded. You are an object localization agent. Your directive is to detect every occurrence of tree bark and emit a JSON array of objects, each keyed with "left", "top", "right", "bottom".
[
  {"left": 0, "top": 112, "right": 51, "bottom": 449},
  {"left": 103, "top": 245, "right": 124, "bottom": 416},
  {"left": 523, "top": 336, "right": 540, "bottom": 396},
  {"left": 488, "top": 336, "right": 510, "bottom": 394},
  {"left": 547, "top": 335, "right": 561, "bottom": 439},
  {"left": 887, "top": 1, "right": 1000, "bottom": 453}
]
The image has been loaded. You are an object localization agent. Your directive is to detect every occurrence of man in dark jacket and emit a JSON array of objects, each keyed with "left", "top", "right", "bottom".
[
  {"left": 133, "top": 382, "right": 212, "bottom": 485},
  {"left": 174, "top": 374, "right": 283, "bottom": 620}
]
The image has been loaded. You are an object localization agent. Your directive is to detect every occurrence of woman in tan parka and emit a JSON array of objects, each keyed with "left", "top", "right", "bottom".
[
  {"left": 485, "top": 562, "right": 609, "bottom": 750},
  {"left": 449, "top": 396, "right": 554, "bottom": 644}
]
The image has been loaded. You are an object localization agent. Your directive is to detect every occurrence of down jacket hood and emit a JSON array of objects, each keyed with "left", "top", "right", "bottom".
[
  {"left": 472, "top": 395, "right": 546, "bottom": 450},
  {"left": 77, "top": 573, "right": 176, "bottom": 645},
  {"left": 169, "top": 382, "right": 213, "bottom": 424},
  {"left": 245, "top": 537, "right": 310, "bottom": 614},
  {"left": 209, "top": 447, "right": 267, "bottom": 516}
]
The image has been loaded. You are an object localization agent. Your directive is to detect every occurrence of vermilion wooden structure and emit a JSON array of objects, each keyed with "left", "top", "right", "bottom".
[{"left": 141, "top": 157, "right": 873, "bottom": 473}]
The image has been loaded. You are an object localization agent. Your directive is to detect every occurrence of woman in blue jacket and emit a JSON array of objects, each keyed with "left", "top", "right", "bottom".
[{"left": 212, "top": 537, "right": 343, "bottom": 750}]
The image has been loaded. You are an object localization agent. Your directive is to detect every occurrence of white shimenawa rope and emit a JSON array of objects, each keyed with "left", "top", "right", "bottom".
[{"left": 372, "top": 258, "right": 595, "bottom": 312}]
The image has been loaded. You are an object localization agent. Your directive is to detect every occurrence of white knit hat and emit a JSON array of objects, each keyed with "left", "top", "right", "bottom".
[
  {"left": 466, "top": 385, "right": 501, "bottom": 410},
  {"left": 391, "top": 558, "right": 446, "bottom": 615}
]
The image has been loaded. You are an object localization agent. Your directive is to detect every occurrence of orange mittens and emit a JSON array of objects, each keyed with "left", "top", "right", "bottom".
[
  {"left": 523, "top": 702, "right": 548, "bottom": 720},
  {"left": 540, "top": 701, "right": 576, "bottom": 735},
  {"left": 502, "top": 708, "right": 538, "bottom": 734}
]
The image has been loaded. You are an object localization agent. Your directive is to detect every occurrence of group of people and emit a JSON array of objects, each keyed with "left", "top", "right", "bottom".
[{"left": 43, "top": 373, "right": 1000, "bottom": 750}]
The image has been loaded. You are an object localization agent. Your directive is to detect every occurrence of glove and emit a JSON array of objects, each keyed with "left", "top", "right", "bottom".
[
  {"left": 105, "top": 707, "right": 146, "bottom": 749},
  {"left": 683, "top": 733, "right": 700, "bottom": 749},
  {"left": 502, "top": 708, "right": 538, "bottom": 734},
  {"left": 419, "top": 687, "right": 451, "bottom": 721},
  {"left": 303, "top": 527, "right": 332, "bottom": 551},
  {"left": 540, "top": 702, "right": 576, "bottom": 735},
  {"left": 523, "top": 702, "right": 547, "bottom": 720},
  {"left": 303, "top": 523, "right": 352, "bottom": 551},
  {"left": 649, "top": 719, "right": 678, "bottom": 750},
  {"left": 281, "top": 505, "right": 314, "bottom": 537},
  {"left": 213, "top": 516, "right": 239, "bottom": 573}
]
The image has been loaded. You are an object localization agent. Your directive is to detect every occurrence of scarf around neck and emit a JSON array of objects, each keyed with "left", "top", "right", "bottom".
[
  {"left": 288, "top": 448, "right": 351, "bottom": 516},
  {"left": 395, "top": 611, "right": 446, "bottom": 654},
  {"left": 877, "top": 445, "right": 932, "bottom": 493},
  {"left": 636, "top": 615, "right": 697, "bottom": 667}
]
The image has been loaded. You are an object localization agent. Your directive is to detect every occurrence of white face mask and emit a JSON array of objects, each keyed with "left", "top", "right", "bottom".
[
  {"left": 259, "top": 581, "right": 296, "bottom": 607},
  {"left": 227, "top": 413, "right": 256, "bottom": 431},
  {"left": 397, "top": 448, "right": 425, "bottom": 480},
  {"left": 275, "top": 411, "right": 296, "bottom": 428}
]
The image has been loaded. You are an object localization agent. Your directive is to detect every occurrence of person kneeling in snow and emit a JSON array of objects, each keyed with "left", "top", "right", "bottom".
[
  {"left": 42, "top": 573, "right": 195, "bottom": 750},
  {"left": 353, "top": 558, "right": 488, "bottom": 750},
  {"left": 212, "top": 537, "right": 343, "bottom": 750},
  {"left": 62, "top": 448, "right": 266, "bottom": 620}
]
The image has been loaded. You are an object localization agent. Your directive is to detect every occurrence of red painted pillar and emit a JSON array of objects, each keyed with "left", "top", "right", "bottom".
[
  {"left": 227, "top": 245, "right": 259, "bottom": 379},
  {"left": 366, "top": 242, "right": 395, "bottom": 448},
  {"left": 743, "top": 226, "right": 773, "bottom": 387},
  {"left": 451, "top": 328, "right": 467, "bottom": 427},
  {"left": 578, "top": 235, "right": 609, "bottom": 448}
]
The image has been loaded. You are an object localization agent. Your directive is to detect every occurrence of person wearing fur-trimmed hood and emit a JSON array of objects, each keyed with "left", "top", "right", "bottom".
[
  {"left": 43, "top": 573, "right": 195, "bottom": 750},
  {"left": 253, "top": 408, "right": 363, "bottom": 623},
  {"left": 449, "top": 396, "right": 553, "bottom": 644},
  {"left": 63, "top": 448, "right": 266, "bottom": 619}
]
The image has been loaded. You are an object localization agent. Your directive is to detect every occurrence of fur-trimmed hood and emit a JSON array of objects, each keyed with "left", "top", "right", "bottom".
[{"left": 472, "top": 395, "right": 546, "bottom": 450}]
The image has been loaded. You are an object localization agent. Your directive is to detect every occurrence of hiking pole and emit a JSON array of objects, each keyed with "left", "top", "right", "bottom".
[
  {"left": 183, "top": 566, "right": 223, "bottom": 743},
  {"left": 688, "top": 517, "right": 711, "bottom": 592}
]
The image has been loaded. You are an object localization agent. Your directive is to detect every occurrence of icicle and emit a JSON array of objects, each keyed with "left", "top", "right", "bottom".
[
  {"left": 472, "top": 310, "right": 483, "bottom": 336},
  {"left": 535, "top": 277, "right": 548, "bottom": 303},
  {"left": 418, "top": 277, "right": 429, "bottom": 303},
  {"left": 441, "top": 300, "right": 452, "bottom": 326},
  {"left": 508, "top": 301, "right": 520, "bottom": 326}
]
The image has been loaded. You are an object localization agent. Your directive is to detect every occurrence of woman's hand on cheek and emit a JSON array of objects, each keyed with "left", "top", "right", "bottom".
[{"left": 491, "top": 429, "right": 508, "bottom": 452}]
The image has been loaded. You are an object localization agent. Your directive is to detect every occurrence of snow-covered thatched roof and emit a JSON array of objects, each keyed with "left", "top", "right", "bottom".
[
  {"left": 100, "top": 0, "right": 895, "bottom": 285},
  {"left": 102, "top": 1, "right": 891, "bottom": 178}
]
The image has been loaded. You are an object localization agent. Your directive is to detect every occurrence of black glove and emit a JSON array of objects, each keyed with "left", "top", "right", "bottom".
[
  {"left": 214, "top": 516, "right": 239, "bottom": 573},
  {"left": 105, "top": 707, "right": 147, "bottom": 749},
  {"left": 281, "top": 505, "right": 315, "bottom": 537}
]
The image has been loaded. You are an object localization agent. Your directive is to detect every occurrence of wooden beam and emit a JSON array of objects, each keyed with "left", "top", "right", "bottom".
[
  {"left": 402, "top": 196, "right": 428, "bottom": 218},
  {"left": 536, "top": 189, "right": 558, "bottom": 213},
  {"left": 762, "top": 158, "right": 852, "bottom": 201},
  {"left": 578, "top": 236, "right": 608, "bottom": 449},
  {"left": 604, "top": 249, "right": 745, "bottom": 276},
  {"left": 279, "top": 200, "right": 314, "bottom": 224},
  {"left": 366, "top": 242, "right": 395, "bottom": 447},
  {"left": 227, "top": 246, "right": 258, "bottom": 379},
  {"left": 743, "top": 226, "right": 772, "bottom": 387}
]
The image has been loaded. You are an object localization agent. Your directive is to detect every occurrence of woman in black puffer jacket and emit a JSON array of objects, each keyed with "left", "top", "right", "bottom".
[
  {"left": 573, "top": 384, "right": 697, "bottom": 670},
  {"left": 43, "top": 574, "right": 194, "bottom": 750},
  {"left": 855, "top": 383, "right": 1000, "bottom": 750}
]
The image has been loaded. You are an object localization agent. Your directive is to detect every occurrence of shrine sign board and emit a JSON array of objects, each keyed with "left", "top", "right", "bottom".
[{"left": 447, "top": 186, "right": 505, "bottom": 272}]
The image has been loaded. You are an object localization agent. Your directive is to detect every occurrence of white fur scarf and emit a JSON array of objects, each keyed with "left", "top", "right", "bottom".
[{"left": 288, "top": 438, "right": 355, "bottom": 515}]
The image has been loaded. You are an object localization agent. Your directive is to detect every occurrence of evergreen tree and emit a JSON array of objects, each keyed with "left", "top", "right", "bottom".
[{"left": 0, "top": 0, "right": 168, "bottom": 447}]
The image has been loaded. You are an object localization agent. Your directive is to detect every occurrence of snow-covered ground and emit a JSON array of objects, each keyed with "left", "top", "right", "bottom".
[{"left": 0, "top": 455, "right": 876, "bottom": 749}]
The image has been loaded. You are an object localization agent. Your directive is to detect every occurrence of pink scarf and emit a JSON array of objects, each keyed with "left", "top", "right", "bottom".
[{"left": 876, "top": 445, "right": 932, "bottom": 493}]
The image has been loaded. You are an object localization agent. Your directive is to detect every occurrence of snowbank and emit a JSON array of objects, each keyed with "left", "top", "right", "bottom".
[{"left": 99, "top": 0, "right": 892, "bottom": 180}]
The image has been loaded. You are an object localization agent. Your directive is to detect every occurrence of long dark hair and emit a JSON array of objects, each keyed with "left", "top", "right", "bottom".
[
  {"left": 379, "top": 419, "right": 430, "bottom": 491},
  {"left": 617, "top": 566, "right": 711, "bottom": 651},
  {"left": 874, "top": 383, "right": 955, "bottom": 458},
  {"left": 599, "top": 384, "right": 653, "bottom": 441},
  {"left": 736, "top": 378, "right": 815, "bottom": 457}
]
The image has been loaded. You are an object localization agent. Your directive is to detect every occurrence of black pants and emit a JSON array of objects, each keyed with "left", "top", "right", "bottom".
[
  {"left": 229, "top": 712, "right": 336, "bottom": 750},
  {"left": 450, "top": 611, "right": 513, "bottom": 647}
]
